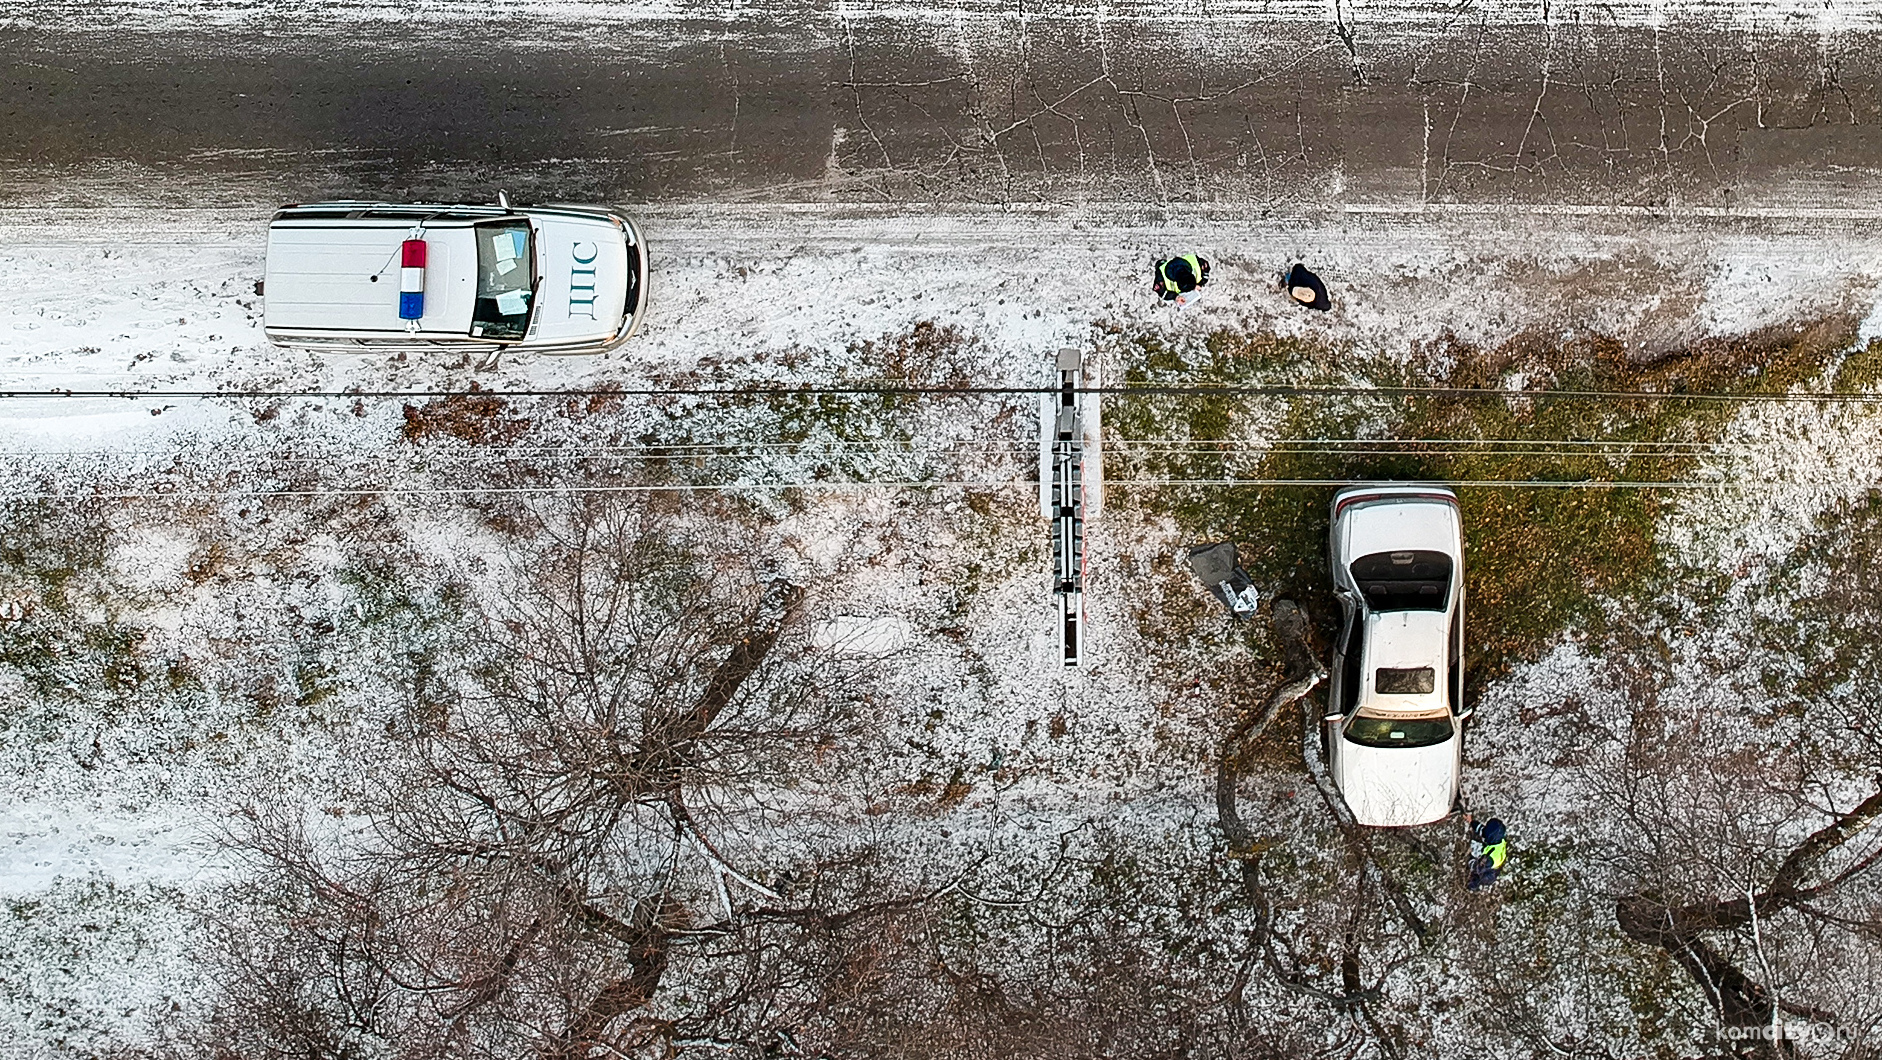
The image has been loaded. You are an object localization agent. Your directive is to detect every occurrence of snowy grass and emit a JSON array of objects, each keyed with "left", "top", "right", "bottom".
[
  {"left": 1107, "top": 313, "right": 1866, "bottom": 686},
  {"left": 5, "top": 206, "right": 1882, "bottom": 1053},
  {"left": 0, "top": 878, "right": 202, "bottom": 1060}
]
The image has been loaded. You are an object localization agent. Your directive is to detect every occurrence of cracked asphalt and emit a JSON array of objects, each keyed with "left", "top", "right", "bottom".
[{"left": 4, "top": 2, "right": 1881, "bottom": 210}]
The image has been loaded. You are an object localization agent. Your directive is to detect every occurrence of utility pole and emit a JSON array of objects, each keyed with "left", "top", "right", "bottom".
[{"left": 1041, "top": 347, "right": 1086, "bottom": 667}]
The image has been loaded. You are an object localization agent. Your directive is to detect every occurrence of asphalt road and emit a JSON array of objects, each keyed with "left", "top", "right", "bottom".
[{"left": 4, "top": 1, "right": 1882, "bottom": 211}]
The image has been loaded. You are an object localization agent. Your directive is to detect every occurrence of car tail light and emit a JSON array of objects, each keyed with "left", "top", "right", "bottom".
[
  {"left": 1334, "top": 490, "right": 1458, "bottom": 516},
  {"left": 398, "top": 238, "right": 426, "bottom": 320}
]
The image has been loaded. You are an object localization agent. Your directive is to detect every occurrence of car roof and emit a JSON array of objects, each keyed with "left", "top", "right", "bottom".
[
  {"left": 1336, "top": 487, "right": 1461, "bottom": 562},
  {"left": 1360, "top": 611, "right": 1449, "bottom": 713},
  {"left": 264, "top": 225, "right": 479, "bottom": 334},
  {"left": 1366, "top": 610, "right": 1448, "bottom": 668}
]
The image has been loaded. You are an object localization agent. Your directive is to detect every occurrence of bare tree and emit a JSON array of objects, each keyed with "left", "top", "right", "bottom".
[
  {"left": 205, "top": 498, "right": 903, "bottom": 1059},
  {"left": 1585, "top": 635, "right": 1882, "bottom": 1058},
  {"left": 1615, "top": 778, "right": 1882, "bottom": 1056},
  {"left": 203, "top": 496, "right": 1347, "bottom": 1060},
  {"left": 1214, "top": 601, "right": 1430, "bottom": 1058}
]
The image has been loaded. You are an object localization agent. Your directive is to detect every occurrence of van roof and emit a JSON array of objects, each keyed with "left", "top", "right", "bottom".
[{"left": 264, "top": 225, "right": 478, "bottom": 335}]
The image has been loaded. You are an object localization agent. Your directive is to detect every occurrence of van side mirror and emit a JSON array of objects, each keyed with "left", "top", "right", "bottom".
[
  {"left": 1454, "top": 708, "right": 1475, "bottom": 722},
  {"left": 1323, "top": 711, "right": 1345, "bottom": 723},
  {"left": 497, "top": 190, "right": 512, "bottom": 210}
]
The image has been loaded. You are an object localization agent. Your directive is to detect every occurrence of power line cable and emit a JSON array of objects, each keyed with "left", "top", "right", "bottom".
[
  {"left": 0, "top": 436, "right": 1818, "bottom": 460},
  {"left": 7, "top": 383, "right": 1882, "bottom": 404},
  {"left": 5, "top": 475, "right": 1864, "bottom": 503}
]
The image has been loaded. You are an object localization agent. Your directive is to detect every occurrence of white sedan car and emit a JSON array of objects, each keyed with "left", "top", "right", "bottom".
[
  {"left": 1325, "top": 484, "right": 1468, "bottom": 827},
  {"left": 263, "top": 197, "right": 648, "bottom": 354}
]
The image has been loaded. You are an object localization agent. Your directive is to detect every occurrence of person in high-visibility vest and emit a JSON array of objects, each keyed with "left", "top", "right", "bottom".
[
  {"left": 1465, "top": 815, "right": 1508, "bottom": 891},
  {"left": 1153, "top": 253, "right": 1211, "bottom": 301}
]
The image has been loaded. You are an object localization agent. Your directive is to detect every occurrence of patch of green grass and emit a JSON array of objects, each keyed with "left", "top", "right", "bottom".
[
  {"left": 1110, "top": 317, "right": 1859, "bottom": 689},
  {"left": 656, "top": 322, "right": 991, "bottom": 486},
  {"left": 0, "top": 501, "right": 108, "bottom": 596},
  {"left": 294, "top": 659, "right": 339, "bottom": 709},
  {"left": 339, "top": 559, "right": 465, "bottom": 631},
  {"left": 1, "top": 614, "right": 147, "bottom": 707},
  {"left": 1496, "top": 836, "right": 1577, "bottom": 908},
  {"left": 772, "top": 390, "right": 915, "bottom": 450},
  {"left": 0, "top": 503, "right": 152, "bottom": 711},
  {"left": 1833, "top": 337, "right": 1882, "bottom": 391},
  {"left": 767, "top": 323, "right": 991, "bottom": 476},
  {"left": 950, "top": 489, "right": 1042, "bottom": 612}
]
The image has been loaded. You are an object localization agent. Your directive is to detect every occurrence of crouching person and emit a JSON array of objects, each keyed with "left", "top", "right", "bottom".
[
  {"left": 1153, "top": 253, "right": 1211, "bottom": 302},
  {"left": 1465, "top": 815, "right": 1508, "bottom": 891}
]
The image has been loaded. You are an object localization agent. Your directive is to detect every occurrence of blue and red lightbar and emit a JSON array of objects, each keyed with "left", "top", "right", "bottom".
[{"left": 398, "top": 239, "right": 426, "bottom": 320}]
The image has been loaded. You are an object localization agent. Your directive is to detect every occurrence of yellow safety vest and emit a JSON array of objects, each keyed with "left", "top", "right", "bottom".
[
  {"left": 1482, "top": 839, "right": 1508, "bottom": 870},
  {"left": 1160, "top": 254, "right": 1203, "bottom": 289}
]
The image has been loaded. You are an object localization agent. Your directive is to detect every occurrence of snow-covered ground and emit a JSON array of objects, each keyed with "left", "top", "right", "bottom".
[
  {"left": 6, "top": 201, "right": 1882, "bottom": 1054},
  {"left": 5, "top": 204, "right": 1880, "bottom": 398}
]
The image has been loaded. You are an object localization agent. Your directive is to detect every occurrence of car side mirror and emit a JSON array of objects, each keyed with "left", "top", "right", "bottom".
[
  {"left": 1454, "top": 708, "right": 1475, "bottom": 722},
  {"left": 1322, "top": 711, "right": 1345, "bottom": 723},
  {"left": 497, "top": 190, "right": 512, "bottom": 210}
]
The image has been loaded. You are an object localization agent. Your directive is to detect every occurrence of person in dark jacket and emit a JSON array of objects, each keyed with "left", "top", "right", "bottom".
[
  {"left": 1153, "top": 253, "right": 1211, "bottom": 301},
  {"left": 1465, "top": 815, "right": 1508, "bottom": 891},
  {"left": 1283, "top": 262, "right": 1331, "bottom": 311}
]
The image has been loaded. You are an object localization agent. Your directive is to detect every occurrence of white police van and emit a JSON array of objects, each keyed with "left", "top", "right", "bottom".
[{"left": 262, "top": 196, "right": 648, "bottom": 354}]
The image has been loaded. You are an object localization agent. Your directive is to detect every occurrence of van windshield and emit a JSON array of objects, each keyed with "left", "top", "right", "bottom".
[
  {"left": 471, "top": 221, "right": 535, "bottom": 341},
  {"left": 1344, "top": 716, "right": 1454, "bottom": 749}
]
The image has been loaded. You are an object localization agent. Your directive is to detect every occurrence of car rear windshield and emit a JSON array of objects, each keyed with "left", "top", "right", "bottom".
[
  {"left": 1351, "top": 550, "right": 1452, "bottom": 612},
  {"left": 472, "top": 221, "right": 535, "bottom": 341},
  {"left": 1376, "top": 666, "right": 1436, "bottom": 694},
  {"left": 1344, "top": 716, "right": 1454, "bottom": 749}
]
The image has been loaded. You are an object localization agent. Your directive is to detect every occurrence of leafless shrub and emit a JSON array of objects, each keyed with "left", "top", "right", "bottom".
[
  {"left": 203, "top": 497, "right": 899, "bottom": 1058},
  {"left": 400, "top": 385, "right": 531, "bottom": 446}
]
